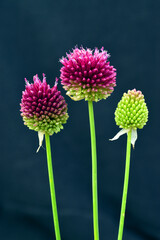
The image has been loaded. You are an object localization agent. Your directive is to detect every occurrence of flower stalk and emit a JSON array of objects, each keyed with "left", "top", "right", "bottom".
[
  {"left": 45, "top": 133, "right": 61, "bottom": 240},
  {"left": 110, "top": 89, "right": 148, "bottom": 240},
  {"left": 117, "top": 130, "right": 132, "bottom": 240},
  {"left": 20, "top": 74, "right": 69, "bottom": 240},
  {"left": 88, "top": 101, "right": 99, "bottom": 240},
  {"left": 60, "top": 47, "right": 116, "bottom": 240}
]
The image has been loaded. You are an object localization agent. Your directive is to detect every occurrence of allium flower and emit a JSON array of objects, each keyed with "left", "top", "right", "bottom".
[
  {"left": 60, "top": 47, "right": 116, "bottom": 102},
  {"left": 110, "top": 89, "right": 148, "bottom": 147},
  {"left": 111, "top": 90, "right": 149, "bottom": 240},
  {"left": 115, "top": 89, "right": 148, "bottom": 129},
  {"left": 20, "top": 74, "right": 68, "bottom": 150}
]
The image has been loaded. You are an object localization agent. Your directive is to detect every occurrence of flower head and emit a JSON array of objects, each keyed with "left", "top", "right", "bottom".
[
  {"left": 60, "top": 47, "right": 116, "bottom": 102},
  {"left": 20, "top": 74, "right": 69, "bottom": 136},
  {"left": 110, "top": 89, "right": 148, "bottom": 147},
  {"left": 115, "top": 89, "right": 148, "bottom": 129}
]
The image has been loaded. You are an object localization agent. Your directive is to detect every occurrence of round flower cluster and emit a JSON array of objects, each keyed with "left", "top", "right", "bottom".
[
  {"left": 60, "top": 47, "right": 116, "bottom": 102},
  {"left": 20, "top": 74, "right": 69, "bottom": 135},
  {"left": 115, "top": 89, "right": 148, "bottom": 129}
]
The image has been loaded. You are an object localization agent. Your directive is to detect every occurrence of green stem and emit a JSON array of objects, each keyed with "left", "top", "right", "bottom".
[
  {"left": 117, "top": 130, "right": 132, "bottom": 240},
  {"left": 88, "top": 101, "right": 99, "bottom": 240},
  {"left": 45, "top": 133, "right": 61, "bottom": 240}
]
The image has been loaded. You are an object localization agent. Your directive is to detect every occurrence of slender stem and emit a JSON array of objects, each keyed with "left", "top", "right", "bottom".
[
  {"left": 45, "top": 133, "right": 61, "bottom": 240},
  {"left": 117, "top": 130, "right": 132, "bottom": 240},
  {"left": 88, "top": 101, "right": 100, "bottom": 240}
]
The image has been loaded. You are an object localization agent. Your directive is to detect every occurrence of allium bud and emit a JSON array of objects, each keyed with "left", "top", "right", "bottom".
[
  {"left": 115, "top": 89, "right": 148, "bottom": 129},
  {"left": 60, "top": 47, "right": 116, "bottom": 102},
  {"left": 20, "top": 74, "right": 69, "bottom": 151},
  {"left": 110, "top": 89, "right": 148, "bottom": 147}
]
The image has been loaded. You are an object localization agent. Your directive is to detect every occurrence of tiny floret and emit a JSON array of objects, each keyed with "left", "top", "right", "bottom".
[
  {"left": 20, "top": 74, "right": 69, "bottom": 136},
  {"left": 115, "top": 89, "right": 148, "bottom": 129},
  {"left": 60, "top": 47, "right": 116, "bottom": 102}
]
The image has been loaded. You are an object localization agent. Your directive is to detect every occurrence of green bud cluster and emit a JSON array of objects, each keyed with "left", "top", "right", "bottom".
[
  {"left": 115, "top": 89, "right": 148, "bottom": 129},
  {"left": 23, "top": 113, "right": 68, "bottom": 135},
  {"left": 64, "top": 84, "right": 113, "bottom": 102}
]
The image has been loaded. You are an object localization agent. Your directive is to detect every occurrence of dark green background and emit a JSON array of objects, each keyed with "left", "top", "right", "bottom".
[{"left": 0, "top": 0, "right": 160, "bottom": 239}]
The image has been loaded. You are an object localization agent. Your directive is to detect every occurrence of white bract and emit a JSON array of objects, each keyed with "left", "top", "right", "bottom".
[
  {"left": 110, "top": 128, "right": 138, "bottom": 148},
  {"left": 36, "top": 131, "right": 45, "bottom": 152}
]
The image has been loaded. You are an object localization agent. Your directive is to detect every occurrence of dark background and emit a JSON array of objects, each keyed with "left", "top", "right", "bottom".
[{"left": 0, "top": 0, "right": 160, "bottom": 239}]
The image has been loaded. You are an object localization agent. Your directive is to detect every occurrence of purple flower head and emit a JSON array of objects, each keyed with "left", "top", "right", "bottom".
[
  {"left": 60, "top": 47, "right": 116, "bottom": 102},
  {"left": 20, "top": 74, "right": 69, "bottom": 136}
]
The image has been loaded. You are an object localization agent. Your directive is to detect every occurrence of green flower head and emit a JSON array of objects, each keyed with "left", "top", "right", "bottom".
[
  {"left": 110, "top": 89, "right": 148, "bottom": 147},
  {"left": 115, "top": 89, "right": 148, "bottom": 130}
]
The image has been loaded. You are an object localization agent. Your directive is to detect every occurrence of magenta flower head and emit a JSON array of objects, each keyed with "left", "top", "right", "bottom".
[
  {"left": 20, "top": 74, "right": 69, "bottom": 151},
  {"left": 60, "top": 47, "right": 116, "bottom": 102}
]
